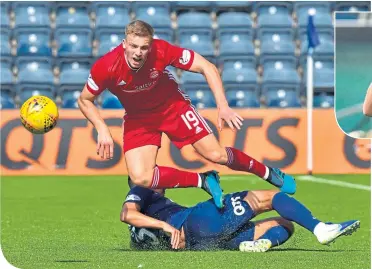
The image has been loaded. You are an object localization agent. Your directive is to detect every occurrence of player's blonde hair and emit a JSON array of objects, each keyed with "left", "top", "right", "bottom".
[{"left": 125, "top": 20, "right": 154, "bottom": 41}]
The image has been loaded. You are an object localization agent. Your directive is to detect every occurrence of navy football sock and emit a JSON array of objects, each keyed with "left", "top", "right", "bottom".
[
  {"left": 258, "top": 225, "right": 291, "bottom": 247},
  {"left": 272, "top": 192, "right": 321, "bottom": 232}
]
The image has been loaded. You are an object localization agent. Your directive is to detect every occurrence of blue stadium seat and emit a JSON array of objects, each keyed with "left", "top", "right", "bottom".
[
  {"left": 96, "top": 30, "right": 122, "bottom": 57},
  {"left": 61, "top": 90, "right": 80, "bottom": 108},
  {"left": 313, "top": 93, "right": 334, "bottom": 108},
  {"left": 295, "top": 2, "right": 332, "bottom": 28},
  {"left": 134, "top": 2, "right": 171, "bottom": 29},
  {"left": 180, "top": 71, "right": 205, "bottom": 85},
  {"left": 300, "top": 29, "right": 333, "bottom": 56},
  {"left": 214, "top": 2, "right": 252, "bottom": 14},
  {"left": 313, "top": 59, "right": 334, "bottom": 90},
  {"left": 56, "top": 29, "right": 93, "bottom": 57},
  {"left": 1, "top": 59, "right": 13, "bottom": 85},
  {"left": 178, "top": 12, "right": 212, "bottom": 30},
  {"left": 13, "top": 2, "right": 50, "bottom": 29},
  {"left": 93, "top": 2, "right": 130, "bottom": 30},
  {"left": 154, "top": 29, "right": 173, "bottom": 43},
  {"left": 101, "top": 90, "right": 123, "bottom": 109},
  {"left": 263, "top": 86, "right": 301, "bottom": 108},
  {"left": 0, "top": 92, "right": 15, "bottom": 109},
  {"left": 1, "top": 29, "right": 11, "bottom": 58},
  {"left": 226, "top": 88, "right": 260, "bottom": 108},
  {"left": 218, "top": 29, "right": 254, "bottom": 59},
  {"left": 185, "top": 89, "right": 215, "bottom": 108},
  {"left": 1, "top": 3, "right": 10, "bottom": 29},
  {"left": 222, "top": 64, "right": 257, "bottom": 86},
  {"left": 59, "top": 60, "right": 90, "bottom": 86},
  {"left": 259, "top": 29, "right": 295, "bottom": 57},
  {"left": 178, "top": 29, "right": 214, "bottom": 61},
  {"left": 255, "top": 2, "right": 293, "bottom": 28},
  {"left": 15, "top": 29, "right": 52, "bottom": 57},
  {"left": 173, "top": 2, "right": 214, "bottom": 14},
  {"left": 262, "top": 57, "right": 300, "bottom": 86},
  {"left": 17, "top": 85, "right": 55, "bottom": 104},
  {"left": 55, "top": 5, "right": 90, "bottom": 29},
  {"left": 335, "top": 2, "right": 370, "bottom": 19},
  {"left": 217, "top": 12, "right": 252, "bottom": 30},
  {"left": 16, "top": 58, "right": 54, "bottom": 85}
]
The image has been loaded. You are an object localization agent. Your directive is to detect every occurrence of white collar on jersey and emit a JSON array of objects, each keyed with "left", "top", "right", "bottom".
[{"left": 123, "top": 42, "right": 147, "bottom": 73}]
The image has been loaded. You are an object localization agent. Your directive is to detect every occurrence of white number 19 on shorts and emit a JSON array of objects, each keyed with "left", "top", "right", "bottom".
[{"left": 181, "top": 111, "right": 200, "bottom": 130}]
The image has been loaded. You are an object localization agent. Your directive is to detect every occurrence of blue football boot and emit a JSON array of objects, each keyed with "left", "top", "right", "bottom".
[
  {"left": 200, "top": 170, "right": 224, "bottom": 209},
  {"left": 269, "top": 167, "right": 297, "bottom": 195}
]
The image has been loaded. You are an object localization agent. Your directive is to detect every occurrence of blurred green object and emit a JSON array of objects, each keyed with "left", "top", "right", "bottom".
[{"left": 335, "top": 26, "right": 372, "bottom": 134}]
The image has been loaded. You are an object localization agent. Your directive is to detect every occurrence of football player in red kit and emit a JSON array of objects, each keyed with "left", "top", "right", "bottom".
[{"left": 78, "top": 20, "right": 296, "bottom": 208}]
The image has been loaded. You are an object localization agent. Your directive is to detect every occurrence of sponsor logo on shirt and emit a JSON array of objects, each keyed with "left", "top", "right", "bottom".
[
  {"left": 126, "top": 194, "right": 141, "bottom": 202},
  {"left": 150, "top": 70, "right": 159, "bottom": 79},
  {"left": 179, "top": 50, "right": 191, "bottom": 65}
]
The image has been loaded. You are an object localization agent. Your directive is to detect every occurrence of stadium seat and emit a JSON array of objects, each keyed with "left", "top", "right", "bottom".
[
  {"left": 262, "top": 86, "right": 301, "bottom": 108},
  {"left": 134, "top": 2, "right": 171, "bottom": 29},
  {"left": 13, "top": 2, "right": 51, "bottom": 29},
  {"left": 61, "top": 90, "right": 80, "bottom": 108},
  {"left": 93, "top": 2, "right": 130, "bottom": 30},
  {"left": 56, "top": 29, "right": 93, "bottom": 57},
  {"left": 335, "top": 2, "right": 370, "bottom": 19},
  {"left": 295, "top": 2, "right": 332, "bottom": 28},
  {"left": 16, "top": 58, "right": 54, "bottom": 85},
  {"left": 262, "top": 57, "right": 300, "bottom": 86},
  {"left": 1, "top": 29, "right": 11, "bottom": 58},
  {"left": 299, "top": 29, "right": 333, "bottom": 56},
  {"left": 1, "top": 59, "right": 13, "bottom": 85},
  {"left": 314, "top": 93, "right": 334, "bottom": 108},
  {"left": 313, "top": 60, "right": 334, "bottom": 90},
  {"left": 178, "top": 12, "right": 212, "bottom": 30},
  {"left": 17, "top": 85, "right": 55, "bottom": 104},
  {"left": 15, "top": 29, "right": 52, "bottom": 57},
  {"left": 96, "top": 30, "right": 122, "bottom": 57},
  {"left": 55, "top": 5, "right": 90, "bottom": 29},
  {"left": 1, "top": 3, "right": 10, "bottom": 29},
  {"left": 226, "top": 88, "right": 260, "bottom": 108},
  {"left": 185, "top": 89, "right": 215, "bottom": 108},
  {"left": 259, "top": 29, "right": 295, "bottom": 57},
  {"left": 180, "top": 71, "right": 205, "bottom": 85},
  {"left": 222, "top": 64, "right": 257, "bottom": 86},
  {"left": 217, "top": 12, "right": 252, "bottom": 30},
  {"left": 101, "top": 90, "right": 123, "bottom": 109},
  {"left": 218, "top": 29, "right": 254, "bottom": 59},
  {"left": 178, "top": 29, "right": 214, "bottom": 62},
  {"left": 0, "top": 92, "right": 15, "bottom": 109},
  {"left": 154, "top": 28, "right": 174, "bottom": 43},
  {"left": 255, "top": 2, "right": 293, "bottom": 28},
  {"left": 173, "top": 1, "right": 214, "bottom": 14},
  {"left": 59, "top": 60, "right": 90, "bottom": 86},
  {"left": 214, "top": 1, "right": 252, "bottom": 14}
]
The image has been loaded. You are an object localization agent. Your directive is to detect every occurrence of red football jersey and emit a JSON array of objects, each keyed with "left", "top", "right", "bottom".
[{"left": 86, "top": 39, "right": 195, "bottom": 115}]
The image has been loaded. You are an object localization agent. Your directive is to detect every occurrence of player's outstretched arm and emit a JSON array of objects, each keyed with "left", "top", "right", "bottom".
[
  {"left": 121, "top": 202, "right": 181, "bottom": 249},
  {"left": 189, "top": 53, "right": 243, "bottom": 131},
  {"left": 362, "top": 82, "right": 372, "bottom": 117},
  {"left": 78, "top": 85, "right": 114, "bottom": 159}
]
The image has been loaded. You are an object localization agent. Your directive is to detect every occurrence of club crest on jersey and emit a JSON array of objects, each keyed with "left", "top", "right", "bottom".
[
  {"left": 179, "top": 50, "right": 191, "bottom": 65},
  {"left": 150, "top": 70, "right": 159, "bottom": 79}
]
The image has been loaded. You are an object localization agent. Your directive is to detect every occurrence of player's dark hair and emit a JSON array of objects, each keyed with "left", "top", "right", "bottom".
[{"left": 125, "top": 20, "right": 154, "bottom": 41}]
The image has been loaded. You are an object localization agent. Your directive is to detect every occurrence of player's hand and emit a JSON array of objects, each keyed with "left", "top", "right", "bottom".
[
  {"left": 218, "top": 105, "right": 244, "bottom": 131},
  {"left": 162, "top": 222, "right": 181, "bottom": 249},
  {"left": 97, "top": 127, "right": 114, "bottom": 159}
]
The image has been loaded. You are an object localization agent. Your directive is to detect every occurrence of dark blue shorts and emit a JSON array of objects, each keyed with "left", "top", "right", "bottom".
[{"left": 182, "top": 191, "right": 256, "bottom": 250}]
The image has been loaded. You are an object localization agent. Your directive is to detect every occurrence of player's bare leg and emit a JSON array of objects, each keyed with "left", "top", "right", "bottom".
[
  {"left": 192, "top": 134, "right": 296, "bottom": 194},
  {"left": 241, "top": 190, "right": 360, "bottom": 248},
  {"left": 125, "top": 145, "right": 224, "bottom": 208}
]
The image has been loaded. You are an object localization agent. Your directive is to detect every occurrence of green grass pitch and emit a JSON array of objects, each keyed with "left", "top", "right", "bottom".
[{"left": 1, "top": 175, "right": 370, "bottom": 269}]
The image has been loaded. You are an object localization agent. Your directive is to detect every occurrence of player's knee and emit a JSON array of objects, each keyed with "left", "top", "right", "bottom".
[
  {"left": 204, "top": 149, "right": 227, "bottom": 164},
  {"left": 128, "top": 169, "right": 153, "bottom": 187}
]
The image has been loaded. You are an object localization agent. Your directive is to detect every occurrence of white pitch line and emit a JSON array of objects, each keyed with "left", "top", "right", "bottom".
[{"left": 298, "top": 175, "right": 371, "bottom": 191}]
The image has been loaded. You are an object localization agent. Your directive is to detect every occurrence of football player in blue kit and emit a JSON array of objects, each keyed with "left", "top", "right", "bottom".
[{"left": 121, "top": 177, "right": 360, "bottom": 252}]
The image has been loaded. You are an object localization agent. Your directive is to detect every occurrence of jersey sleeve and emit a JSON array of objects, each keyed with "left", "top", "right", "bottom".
[
  {"left": 86, "top": 58, "right": 110, "bottom": 95},
  {"left": 163, "top": 40, "right": 195, "bottom": 71},
  {"left": 123, "top": 186, "right": 153, "bottom": 210}
]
